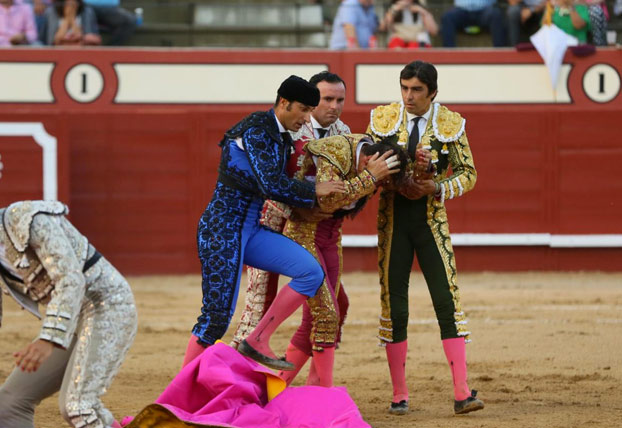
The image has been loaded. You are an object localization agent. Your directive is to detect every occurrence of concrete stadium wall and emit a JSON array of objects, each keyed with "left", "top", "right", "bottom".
[{"left": 0, "top": 48, "right": 620, "bottom": 273}]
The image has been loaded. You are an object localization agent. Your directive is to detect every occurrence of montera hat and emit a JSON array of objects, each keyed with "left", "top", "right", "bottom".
[{"left": 277, "top": 75, "right": 320, "bottom": 107}]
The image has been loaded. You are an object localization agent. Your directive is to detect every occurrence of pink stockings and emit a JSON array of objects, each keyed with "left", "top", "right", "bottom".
[{"left": 442, "top": 337, "right": 471, "bottom": 401}]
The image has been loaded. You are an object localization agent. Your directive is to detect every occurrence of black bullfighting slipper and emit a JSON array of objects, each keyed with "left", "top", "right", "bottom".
[
  {"left": 388, "top": 400, "right": 409, "bottom": 415},
  {"left": 454, "top": 389, "right": 485, "bottom": 415},
  {"left": 238, "top": 339, "right": 295, "bottom": 371}
]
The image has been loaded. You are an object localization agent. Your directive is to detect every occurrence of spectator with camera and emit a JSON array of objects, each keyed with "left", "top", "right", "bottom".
[{"left": 382, "top": 0, "right": 438, "bottom": 48}]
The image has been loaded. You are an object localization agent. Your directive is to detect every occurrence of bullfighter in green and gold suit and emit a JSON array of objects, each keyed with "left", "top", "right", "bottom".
[{"left": 366, "top": 60, "right": 483, "bottom": 416}]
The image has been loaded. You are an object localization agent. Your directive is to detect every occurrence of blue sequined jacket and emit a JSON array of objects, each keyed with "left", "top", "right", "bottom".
[{"left": 217, "top": 110, "right": 316, "bottom": 208}]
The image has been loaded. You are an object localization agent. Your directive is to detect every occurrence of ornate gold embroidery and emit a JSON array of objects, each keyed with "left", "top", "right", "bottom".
[
  {"left": 377, "top": 190, "right": 395, "bottom": 342},
  {"left": 371, "top": 104, "right": 475, "bottom": 343},
  {"left": 426, "top": 198, "right": 470, "bottom": 341},
  {"left": 434, "top": 105, "right": 465, "bottom": 141},
  {"left": 306, "top": 135, "right": 357, "bottom": 176},
  {"left": 370, "top": 102, "right": 403, "bottom": 136},
  {"left": 284, "top": 135, "right": 377, "bottom": 348}
]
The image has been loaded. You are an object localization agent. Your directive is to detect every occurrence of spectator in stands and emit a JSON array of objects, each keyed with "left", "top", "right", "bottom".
[
  {"left": 22, "top": 0, "right": 50, "bottom": 39},
  {"left": 506, "top": 0, "right": 546, "bottom": 46},
  {"left": 582, "top": 0, "right": 608, "bottom": 45},
  {"left": 83, "top": 0, "right": 134, "bottom": 45},
  {"left": 40, "top": 0, "right": 100, "bottom": 45},
  {"left": 441, "top": 0, "right": 506, "bottom": 47},
  {"left": 329, "top": 0, "right": 379, "bottom": 49},
  {"left": 551, "top": 0, "right": 591, "bottom": 43},
  {"left": 382, "top": 0, "right": 438, "bottom": 48},
  {"left": 0, "top": 0, "right": 38, "bottom": 46}
]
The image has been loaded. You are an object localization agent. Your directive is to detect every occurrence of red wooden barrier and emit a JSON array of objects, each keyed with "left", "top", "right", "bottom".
[{"left": 0, "top": 48, "right": 620, "bottom": 273}]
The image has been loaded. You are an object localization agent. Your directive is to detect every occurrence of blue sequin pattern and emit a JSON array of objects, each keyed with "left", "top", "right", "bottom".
[{"left": 192, "top": 110, "right": 316, "bottom": 345}]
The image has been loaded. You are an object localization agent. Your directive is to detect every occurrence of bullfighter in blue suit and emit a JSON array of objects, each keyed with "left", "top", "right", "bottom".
[{"left": 182, "top": 76, "right": 345, "bottom": 371}]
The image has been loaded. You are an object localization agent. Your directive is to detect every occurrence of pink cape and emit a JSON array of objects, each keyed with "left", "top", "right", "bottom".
[{"left": 125, "top": 343, "right": 370, "bottom": 428}]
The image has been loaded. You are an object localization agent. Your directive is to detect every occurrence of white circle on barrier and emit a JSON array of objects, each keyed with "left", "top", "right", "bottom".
[
  {"left": 582, "top": 63, "right": 620, "bottom": 103},
  {"left": 65, "top": 64, "right": 104, "bottom": 103}
]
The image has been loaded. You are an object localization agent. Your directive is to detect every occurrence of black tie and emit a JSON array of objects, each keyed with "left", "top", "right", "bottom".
[
  {"left": 317, "top": 128, "right": 327, "bottom": 139},
  {"left": 281, "top": 132, "right": 293, "bottom": 146},
  {"left": 408, "top": 117, "right": 422, "bottom": 159}
]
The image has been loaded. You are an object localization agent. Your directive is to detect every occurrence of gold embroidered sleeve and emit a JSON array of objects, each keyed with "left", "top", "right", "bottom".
[
  {"left": 316, "top": 158, "right": 376, "bottom": 213},
  {"left": 438, "top": 132, "right": 477, "bottom": 202},
  {"left": 30, "top": 214, "right": 85, "bottom": 349}
]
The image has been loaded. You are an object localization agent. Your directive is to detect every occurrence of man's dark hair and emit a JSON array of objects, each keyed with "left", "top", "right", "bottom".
[
  {"left": 55, "top": 0, "right": 85, "bottom": 16},
  {"left": 273, "top": 95, "right": 296, "bottom": 108},
  {"left": 309, "top": 71, "right": 346, "bottom": 89},
  {"left": 361, "top": 138, "right": 409, "bottom": 181},
  {"left": 399, "top": 60, "right": 438, "bottom": 99}
]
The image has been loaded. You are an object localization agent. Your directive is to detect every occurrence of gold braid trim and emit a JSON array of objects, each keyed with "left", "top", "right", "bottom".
[
  {"left": 432, "top": 103, "right": 466, "bottom": 143},
  {"left": 335, "top": 229, "right": 343, "bottom": 298},
  {"left": 283, "top": 220, "right": 338, "bottom": 351},
  {"left": 426, "top": 196, "right": 470, "bottom": 341},
  {"left": 377, "top": 190, "right": 395, "bottom": 343},
  {"left": 369, "top": 102, "right": 404, "bottom": 137},
  {"left": 306, "top": 135, "right": 357, "bottom": 176}
]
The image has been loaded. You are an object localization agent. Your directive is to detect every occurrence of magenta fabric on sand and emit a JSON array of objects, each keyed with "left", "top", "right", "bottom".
[{"left": 125, "top": 343, "right": 370, "bottom": 428}]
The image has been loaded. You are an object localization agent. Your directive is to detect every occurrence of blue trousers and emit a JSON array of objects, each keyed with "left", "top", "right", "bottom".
[
  {"left": 441, "top": 6, "right": 507, "bottom": 47},
  {"left": 192, "top": 185, "right": 324, "bottom": 345}
]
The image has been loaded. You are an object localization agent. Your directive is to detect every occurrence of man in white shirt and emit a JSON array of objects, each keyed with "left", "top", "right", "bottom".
[{"left": 367, "top": 60, "right": 482, "bottom": 416}]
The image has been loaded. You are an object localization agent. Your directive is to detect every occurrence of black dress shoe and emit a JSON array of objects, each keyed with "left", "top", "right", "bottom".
[
  {"left": 388, "top": 400, "right": 408, "bottom": 415},
  {"left": 454, "top": 389, "right": 485, "bottom": 414},
  {"left": 238, "top": 339, "right": 295, "bottom": 371}
]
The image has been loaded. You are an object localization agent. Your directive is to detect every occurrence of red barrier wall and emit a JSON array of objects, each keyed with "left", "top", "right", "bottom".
[{"left": 0, "top": 48, "right": 620, "bottom": 273}]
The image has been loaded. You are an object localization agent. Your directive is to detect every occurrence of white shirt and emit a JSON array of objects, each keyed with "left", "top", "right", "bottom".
[
  {"left": 274, "top": 112, "right": 286, "bottom": 133},
  {"left": 310, "top": 115, "right": 330, "bottom": 139},
  {"left": 406, "top": 105, "right": 432, "bottom": 144}
]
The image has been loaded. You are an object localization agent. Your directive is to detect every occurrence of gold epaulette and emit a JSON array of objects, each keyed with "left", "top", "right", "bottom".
[
  {"left": 306, "top": 134, "right": 364, "bottom": 176},
  {"left": 432, "top": 104, "right": 466, "bottom": 143},
  {"left": 369, "top": 102, "right": 404, "bottom": 137}
]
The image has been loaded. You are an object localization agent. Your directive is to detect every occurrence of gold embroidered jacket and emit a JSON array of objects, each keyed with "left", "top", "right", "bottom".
[
  {"left": 367, "top": 101, "right": 476, "bottom": 202},
  {"left": 261, "top": 118, "right": 353, "bottom": 227},
  {"left": 367, "top": 102, "right": 477, "bottom": 343},
  {"left": 303, "top": 134, "right": 376, "bottom": 213},
  {"left": 284, "top": 134, "right": 377, "bottom": 348}
]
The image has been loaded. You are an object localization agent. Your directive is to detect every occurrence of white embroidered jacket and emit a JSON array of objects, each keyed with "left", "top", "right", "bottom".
[{"left": 0, "top": 200, "right": 96, "bottom": 348}]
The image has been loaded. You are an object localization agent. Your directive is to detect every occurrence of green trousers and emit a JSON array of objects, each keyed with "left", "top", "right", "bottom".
[{"left": 386, "top": 193, "right": 460, "bottom": 343}]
